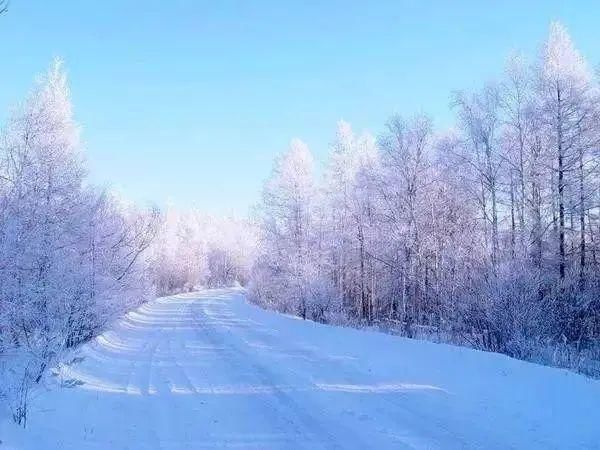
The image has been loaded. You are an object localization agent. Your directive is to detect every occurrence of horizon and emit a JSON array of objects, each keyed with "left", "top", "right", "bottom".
[{"left": 2, "top": 2, "right": 599, "bottom": 215}]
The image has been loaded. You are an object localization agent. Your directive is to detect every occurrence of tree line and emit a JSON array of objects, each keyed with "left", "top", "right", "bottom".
[
  {"left": 0, "top": 59, "right": 256, "bottom": 423},
  {"left": 250, "top": 23, "right": 600, "bottom": 376},
  {"left": 0, "top": 60, "right": 160, "bottom": 425},
  {"left": 150, "top": 207, "right": 255, "bottom": 296}
]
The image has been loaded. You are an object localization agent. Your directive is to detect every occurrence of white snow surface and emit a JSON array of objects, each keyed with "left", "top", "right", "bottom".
[{"left": 2, "top": 288, "right": 599, "bottom": 449}]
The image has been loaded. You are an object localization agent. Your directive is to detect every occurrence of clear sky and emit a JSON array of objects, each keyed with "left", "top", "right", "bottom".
[{"left": 1, "top": 1, "right": 598, "bottom": 215}]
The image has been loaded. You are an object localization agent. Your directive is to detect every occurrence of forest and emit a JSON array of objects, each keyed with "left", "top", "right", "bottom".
[
  {"left": 1, "top": 21, "right": 599, "bottom": 427},
  {"left": 249, "top": 22, "right": 600, "bottom": 376}
]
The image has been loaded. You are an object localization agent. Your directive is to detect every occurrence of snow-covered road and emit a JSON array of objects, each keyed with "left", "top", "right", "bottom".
[{"left": 9, "top": 288, "right": 600, "bottom": 449}]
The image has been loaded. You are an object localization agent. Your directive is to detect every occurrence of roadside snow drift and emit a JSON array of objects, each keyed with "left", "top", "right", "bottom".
[{"left": 3, "top": 288, "right": 599, "bottom": 449}]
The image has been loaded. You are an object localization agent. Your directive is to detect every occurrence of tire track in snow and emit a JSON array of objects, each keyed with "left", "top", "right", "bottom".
[{"left": 189, "top": 298, "right": 364, "bottom": 450}]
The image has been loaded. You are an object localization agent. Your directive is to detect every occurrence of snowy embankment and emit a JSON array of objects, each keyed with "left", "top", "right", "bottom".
[{"left": 2, "top": 288, "right": 599, "bottom": 449}]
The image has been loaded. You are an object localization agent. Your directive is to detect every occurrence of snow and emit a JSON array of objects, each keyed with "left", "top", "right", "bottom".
[{"left": 2, "top": 288, "right": 599, "bottom": 449}]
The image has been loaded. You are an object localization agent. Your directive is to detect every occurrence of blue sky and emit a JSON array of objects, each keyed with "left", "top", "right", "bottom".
[{"left": 1, "top": 1, "right": 598, "bottom": 215}]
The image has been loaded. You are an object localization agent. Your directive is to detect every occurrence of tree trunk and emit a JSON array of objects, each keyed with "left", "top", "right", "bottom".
[{"left": 557, "top": 86, "right": 566, "bottom": 280}]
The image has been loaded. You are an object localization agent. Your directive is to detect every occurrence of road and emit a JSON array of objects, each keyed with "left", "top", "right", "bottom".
[{"left": 16, "top": 288, "right": 600, "bottom": 449}]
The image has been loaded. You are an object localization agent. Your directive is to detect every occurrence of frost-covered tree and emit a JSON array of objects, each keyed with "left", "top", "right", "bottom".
[
  {"left": 149, "top": 208, "right": 256, "bottom": 295},
  {"left": 322, "top": 121, "right": 380, "bottom": 321},
  {"left": 250, "top": 139, "right": 331, "bottom": 319},
  {"left": 0, "top": 60, "right": 159, "bottom": 425},
  {"left": 537, "top": 22, "right": 598, "bottom": 281}
]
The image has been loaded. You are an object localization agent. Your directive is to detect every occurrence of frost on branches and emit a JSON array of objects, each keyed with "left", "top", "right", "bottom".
[
  {"left": 148, "top": 209, "right": 256, "bottom": 296},
  {"left": 2, "top": 20, "right": 600, "bottom": 431},
  {"left": 0, "top": 60, "right": 159, "bottom": 426},
  {"left": 249, "top": 23, "right": 600, "bottom": 377}
]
